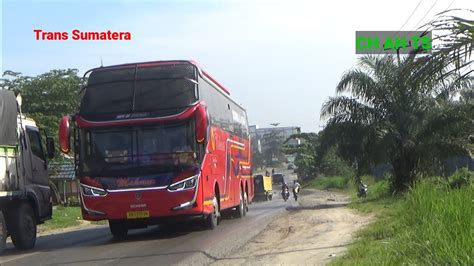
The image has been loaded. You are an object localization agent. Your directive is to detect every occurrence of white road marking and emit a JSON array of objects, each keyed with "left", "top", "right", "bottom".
[{"left": 0, "top": 251, "right": 40, "bottom": 264}]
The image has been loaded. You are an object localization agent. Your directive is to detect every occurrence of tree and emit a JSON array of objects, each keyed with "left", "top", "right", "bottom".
[
  {"left": 321, "top": 54, "right": 473, "bottom": 192},
  {"left": 425, "top": 9, "right": 473, "bottom": 76},
  {"left": 283, "top": 132, "right": 353, "bottom": 181},
  {"left": 1, "top": 69, "right": 81, "bottom": 158},
  {"left": 283, "top": 133, "right": 319, "bottom": 180},
  {"left": 261, "top": 131, "right": 285, "bottom": 166}
]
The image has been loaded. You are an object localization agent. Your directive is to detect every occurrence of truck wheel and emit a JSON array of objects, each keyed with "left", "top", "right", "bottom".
[
  {"left": 10, "top": 203, "right": 37, "bottom": 250},
  {"left": 0, "top": 211, "right": 6, "bottom": 254},
  {"left": 109, "top": 220, "right": 128, "bottom": 239},
  {"left": 206, "top": 196, "right": 219, "bottom": 229}
]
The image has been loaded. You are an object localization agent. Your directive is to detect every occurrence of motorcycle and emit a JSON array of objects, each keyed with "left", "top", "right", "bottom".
[
  {"left": 357, "top": 183, "right": 368, "bottom": 198},
  {"left": 282, "top": 188, "right": 290, "bottom": 202}
]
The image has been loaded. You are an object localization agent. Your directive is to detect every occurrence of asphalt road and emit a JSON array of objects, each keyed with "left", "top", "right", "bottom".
[{"left": 1, "top": 170, "right": 298, "bottom": 266}]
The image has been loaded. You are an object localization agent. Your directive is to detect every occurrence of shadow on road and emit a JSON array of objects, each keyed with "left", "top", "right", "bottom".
[
  {"left": 285, "top": 202, "right": 349, "bottom": 211},
  {"left": 1, "top": 220, "right": 205, "bottom": 257},
  {"left": 28, "top": 240, "right": 350, "bottom": 265},
  {"left": 213, "top": 243, "right": 350, "bottom": 262}
]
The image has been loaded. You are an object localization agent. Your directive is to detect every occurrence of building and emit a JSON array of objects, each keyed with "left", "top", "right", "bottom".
[
  {"left": 250, "top": 125, "right": 301, "bottom": 165},
  {"left": 250, "top": 125, "right": 301, "bottom": 152},
  {"left": 48, "top": 160, "right": 80, "bottom": 205}
]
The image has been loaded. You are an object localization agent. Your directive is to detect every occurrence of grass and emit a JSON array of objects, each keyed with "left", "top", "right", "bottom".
[
  {"left": 304, "top": 175, "right": 351, "bottom": 191},
  {"left": 38, "top": 206, "right": 82, "bottom": 231},
  {"left": 333, "top": 172, "right": 474, "bottom": 265}
]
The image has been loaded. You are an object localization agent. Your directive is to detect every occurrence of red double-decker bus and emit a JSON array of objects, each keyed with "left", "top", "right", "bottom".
[{"left": 58, "top": 60, "right": 253, "bottom": 237}]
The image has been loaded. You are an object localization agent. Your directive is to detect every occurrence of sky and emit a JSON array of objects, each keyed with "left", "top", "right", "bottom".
[{"left": 1, "top": 0, "right": 472, "bottom": 132}]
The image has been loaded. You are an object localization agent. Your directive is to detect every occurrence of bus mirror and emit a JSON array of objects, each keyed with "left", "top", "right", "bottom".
[
  {"left": 195, "top": 105, "right": 208, "bottom": 143},
  {"left": 59, "top": 116, "right": 71, "bottom": 153}
]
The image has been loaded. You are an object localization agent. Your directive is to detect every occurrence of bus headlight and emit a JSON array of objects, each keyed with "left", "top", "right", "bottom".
[
  {"left": 168, "top": 175, "right": 198, "bottom": 191},
  {"left": 81, "top": 184, "right": 108, "bottom": 197}
]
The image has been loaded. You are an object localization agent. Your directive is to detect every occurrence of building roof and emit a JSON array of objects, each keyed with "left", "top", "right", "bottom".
[{"left": 48, "top": 161, "right": 75, "bottom": 180}]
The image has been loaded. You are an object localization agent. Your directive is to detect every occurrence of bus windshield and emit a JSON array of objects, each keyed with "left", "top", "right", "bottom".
[
  {"left": 79, "top": 121, "right": 197, "bottom": 176},
  {"left": 79, "top": 64, "right": 198, "bottom": 116}
]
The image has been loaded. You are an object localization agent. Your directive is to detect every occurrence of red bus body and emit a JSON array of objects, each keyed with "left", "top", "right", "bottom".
[{"left": 61, "top": 61, "right": 253, "bottom": 227}]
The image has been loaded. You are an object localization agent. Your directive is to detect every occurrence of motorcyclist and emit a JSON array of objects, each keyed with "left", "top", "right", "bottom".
[
  {"left": 292, "top": 180, "right": 301, "bottom": 201},
  {"left": 281, "top": 182, "right": 289, "bottom": 201},
  {"left": 357, "top": 180, "right": 368, "bottom": 198}
]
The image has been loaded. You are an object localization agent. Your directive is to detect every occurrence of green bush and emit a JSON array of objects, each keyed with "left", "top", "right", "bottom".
[
  {"left": 447, "top": 167, "right": 472, "bottom": 188},
  {"left": 305, "top": 175, "right": 350, "bottom": 190},
  {"left": 335, "top": 176, "right": 474, "bottom": 265},
  {"left": 366, "top": 180, "right": 390, "bottom": 200},
  {"left": 396, "top": 181, "right": 473, "bottom": 264},
  {"left": 66, "top": 196, "right": 81, "bottom": 207}
]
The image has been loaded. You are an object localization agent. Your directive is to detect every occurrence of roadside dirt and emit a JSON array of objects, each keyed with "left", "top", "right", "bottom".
[
  {"left": 37, "top": 220, "right": 102, "bottom": 236},
  {"left": 213, "top": 189, "right": 372, "bottom": 265}
]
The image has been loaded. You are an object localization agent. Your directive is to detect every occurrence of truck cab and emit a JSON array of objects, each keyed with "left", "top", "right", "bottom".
[{"left": 0, "top": 90, "right": 55, "bottom": 254}]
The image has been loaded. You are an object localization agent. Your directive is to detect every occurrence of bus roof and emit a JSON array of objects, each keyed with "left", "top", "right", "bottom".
[{"left": 84, "top": 60, "right": 231, "bottom": 96}]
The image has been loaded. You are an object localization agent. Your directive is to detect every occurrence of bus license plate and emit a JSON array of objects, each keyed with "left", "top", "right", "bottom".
[{"left": 126, "top": 210, "right": 150, "bottom": 219}]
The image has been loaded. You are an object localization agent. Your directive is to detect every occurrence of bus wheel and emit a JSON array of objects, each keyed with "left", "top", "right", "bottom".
[
  {"left": 235, "top": 190, "right": 246, "bottom": 218},
  {"left": 243, "top": 191, "right": 248, "bottom": 214},
  {"left": 206, "top": 196, "right": 219, "bottom": 229},
  {"left": 0, "top": 211, "right": 6, "bottom": 254},
  {"left": 10, "top": 203, "right": 37, "bottom": 250},
  {"left": 109, "top": 220, "right": 128, "bottom": 239}
]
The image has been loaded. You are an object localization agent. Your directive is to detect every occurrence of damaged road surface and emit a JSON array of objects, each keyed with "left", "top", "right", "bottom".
[
  {"left": 214, "top": 189, "right": 372, "bottom": 265},
  {"left": 1, "top": 170, "right": 369, "bottom": 266},
  {"left": 0, "top": 198, "right": 286, "bottom": 265}
]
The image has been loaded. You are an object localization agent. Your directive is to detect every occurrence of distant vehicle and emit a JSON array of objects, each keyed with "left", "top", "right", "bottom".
[
  {"left": 358, "top": 183, "right": 368, "bottom": 198},
  {"left": 58, "top": 60, "right": 253, "bottom": 237},
  {"left": 253, "top": 174, "right": 273, "bottom": 201},
  {"left": 1, "top": 91, "right": 55, "bottom": 254},
  {"left": 272, "top": 173, "right": 285, "bottom": 184},
  {"left": 282, "top": 187, "right": 290, "bottom": 201},
  {"left": 287, "top": 163, "right": 296, "bottom": 170}
]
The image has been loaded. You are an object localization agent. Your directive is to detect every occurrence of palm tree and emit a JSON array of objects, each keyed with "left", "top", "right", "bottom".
[{"left": 321, "top": 54, "right": 473, "bottom": 192}]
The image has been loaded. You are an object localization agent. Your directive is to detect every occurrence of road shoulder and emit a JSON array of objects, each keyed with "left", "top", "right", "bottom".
[{"left": 213, "top": 189, "right": 372, "bottom": 265}]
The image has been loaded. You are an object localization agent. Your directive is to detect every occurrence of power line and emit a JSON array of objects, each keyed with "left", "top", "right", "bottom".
[
  {"left": 419, "top": 0, "right": 455, "bottom": 29},
  {"left": 398, "top": 0, "right": 424, "bottom": 31},
  {"left": 412, "top": 0, "right": 439, "bottom": 30}
]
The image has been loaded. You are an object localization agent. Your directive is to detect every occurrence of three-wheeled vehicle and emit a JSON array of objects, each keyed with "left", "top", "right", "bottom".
[{"left": 253, "top": 174, "right": 273, "bottom": 201}]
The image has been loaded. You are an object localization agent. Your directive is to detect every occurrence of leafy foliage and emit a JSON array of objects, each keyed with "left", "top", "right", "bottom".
[
  {"left": 261, "top": 130, "right": 285, "bottom": 166},
  {"left": 320, "top": 52, "right": 472, "bottom": 192},
  {"left": 1, "top": 69, "right": 81, "bottom": 158},
  {"left": 283, "top": 132, "right": 353, "bottom": 180},
  {"left": 338, "top": 173, "right": 473, "bottom": 265}
]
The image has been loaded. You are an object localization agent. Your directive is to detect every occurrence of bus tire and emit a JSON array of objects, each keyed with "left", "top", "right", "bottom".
[
  {"left": 243, "top": 191, "right": 248, "bottom": 214},
  {"left": 206, "top": 196, "right": 219, "bottom": 230},
  {"left": 235, "top": 190, "right": 246, "bottom": 218},
  {"left": 0, "top": 211, "right": 6, "bottom": 254},
  {"left": 109, "top": 220, "right": 128, "bottom": 239},
  {"left": 10, "top": 203, "right": 37, "bottom": 250}
]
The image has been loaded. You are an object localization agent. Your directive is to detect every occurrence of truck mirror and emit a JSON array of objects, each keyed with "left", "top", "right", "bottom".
[
  {"left": 59, "top": 116, "right": 71, "bottom": 153},
  {"left": 195, "top": 104, "right": 208, "bottom": 143},
  {"left": 46, "top": 137, "right": 55, "bottom": 159}
]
